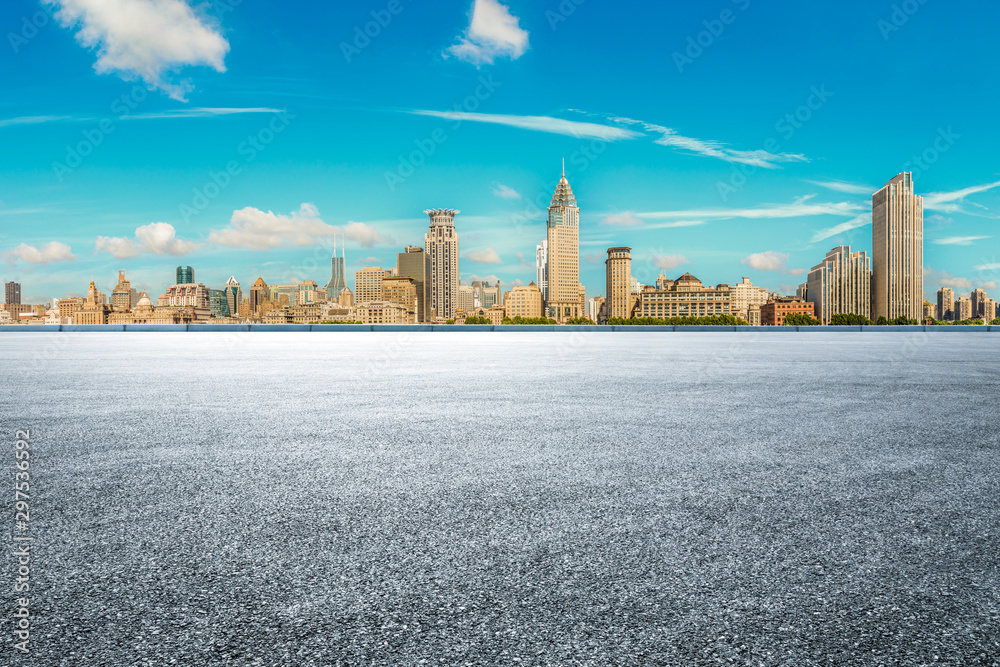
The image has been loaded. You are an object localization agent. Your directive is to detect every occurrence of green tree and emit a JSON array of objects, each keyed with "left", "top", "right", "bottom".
[
  {"left": 993, "top": 318, "right": 1000, "bottom": 326},
  {"left": 464, "top": 316, "right": 492, "bottom": 325},
  {"left": 783, "top": 312, "right": 821, "bottom": 326},
  {"left": 830, "top": 313, "right": 872, "bottom": 326}
]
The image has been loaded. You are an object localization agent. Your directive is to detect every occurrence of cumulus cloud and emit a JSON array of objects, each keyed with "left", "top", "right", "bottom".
[
  {"left": 652, "top": 255, "right": 691, "bottom": 271},
  {"left": 492, "top": 183, "right": 521, "bottom": 199},
  {"left": 208, "top": 204, "right": 384, "bottom": 251},
  {"left": 45, "top": 0, "right": 230, "bottom": 101},
  {"left": 466, "top": 248, "right": 502, "bottom": 264},
  {"left": 95, "top": 222, "right": 201, "bottom": 259},
  {"left": 601, "top": 212, "right": 645, "bottom": 227},
  {"left": 924, "top": 268, "right": 974, "bottom": 290},
  {"left": 6, "top": 241, "right": 76, "bottom": 265},
  {"left": 741, "top": 251, "right": 806, "bottom": 276},
  {"left": 467, "top": 273, "right": 502, "bottom": 284},
  {"left": 447, "top": 0, "right": 529, "bottom": 66}
]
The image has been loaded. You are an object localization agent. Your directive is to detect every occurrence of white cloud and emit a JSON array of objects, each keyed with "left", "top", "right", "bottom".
[
  {"left": 447, "top": 0, "right": 529, "bottom": 66},
  {"left": 466, "top": 248, "right": 502, "bottom": 264},
  {"left": 741, "top": 251, "right": 806, "bottom": 275},
  {"left": 645, "top": 220, "right": 706, "bottom": 230},
  {"left": 492, "top": 182, "right": 521, "bottom": 199},
  {"left": 924, "top": 268, "right": 974, "bottom": 290},
  {"left": 974, "top": 263, "right": 1000, "bottom": 272},
  {"left": 612, "top": 116, "right": 808, "bottom": 169},
  {"left": 932, "top": 236, "right": 991, "bottom": 246},
  {"left": 810, "top": 213, "right": 871, "bottom": 243},
  {"left": 46, "top": 0, "right": 230, "bottom": 101},
  {"left": 342, "top": 222, "right": 383, "bottom": 248},
  {"left": 466, "top": 274, "right": 502, "bottom": 285},
  {"left": 127, "top": 107, "right": 284, "bottom": 120},
  {"left": 95, "top": 222, "right": 201, "bottom": 259},
  {"left": 6, "top": 242, "right": 76, "bottom": 265},
  {"left": 601, "top": 212, "right": 645, "bottom": 227},
  {"left": 651, "top": 255, "right": 691, "bottom": 271},
  {"left": 924, "top": 180, "right": 1000, "bottom": 213},
  {"left": 209, "top": 204, "right": 336, "bottom": 251},
  {"left": 805, "top": 180, "right": 875, "bottom": 195},
  {"left": 409, "top": 111, "right": 642, "bottom": 141},
  {"left": 583, "top": 253, "right": 603, "bottom": 264}
]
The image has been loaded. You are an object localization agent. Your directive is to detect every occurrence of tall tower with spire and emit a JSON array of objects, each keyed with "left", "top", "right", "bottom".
[
  {"left": 325, "top": 232, "right": 347, "bottom": 301},
  {"left": 545, "top": 163, "right": 583, "bottom": 322}
]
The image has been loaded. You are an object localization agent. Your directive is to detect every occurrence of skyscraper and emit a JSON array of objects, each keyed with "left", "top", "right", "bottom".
[
  {"left": 424, "top": 209, "right": 460, "bottom": 320},
  {"left": 545, "top": 164, "right": 583, "bottom": 322},
  {"left": 605, "top": 247, "right": 632, "bottom": 320},
  {"left": 536, "top": 240, "right": 548, "bottom": 302},
  {"left": 5, "top": 281, "right": 21, "bottom": 305},
  {"left": 805, "top": 246, "right": 871, "bottom": 324},
  {"left": 872, "top": 173, "right": 923, "bottom": 321},
  {"left": 325, "top": 233, "right": 347, "bottom": 301},
  {"left": 111, "top": 271, "right": 138, "bottom": 311},
  {"left": 250, "top": 277, "right": 269, "bottom": 316},
  {"left": 397, "top": 246, "right": 432, "bottom": 322},
  {"left": 225, "top": 277, "right": 242, "bottom": 317},
  {"left": 971, "top": 288, "right": 988, "bottom": 320},
  {"left": 936, "top": 287, "right": 954, "bottom": 321},
  {"left": 355, "top": 266, "right": 388, "bottom": 305},
  {"left": 177, "top": 266, "right": 195, "bottom": 285}
]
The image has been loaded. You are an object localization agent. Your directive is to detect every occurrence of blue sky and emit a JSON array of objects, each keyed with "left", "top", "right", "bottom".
[{"left": 2, "top": 0, "right": 999, "bottom": 303}]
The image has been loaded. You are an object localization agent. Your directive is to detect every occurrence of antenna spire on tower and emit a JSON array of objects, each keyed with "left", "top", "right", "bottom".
[{"left": 562, "top": 158, "right": 565, "bottom": 177}]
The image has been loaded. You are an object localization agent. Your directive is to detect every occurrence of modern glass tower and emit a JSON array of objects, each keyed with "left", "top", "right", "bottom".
[
  {"left": 176, "top": 266, "right": 195, "bottom": 285},
  {"left": 545, "top": 163, "right": 582, "bottom": 322},
  {"left": 325, "top": 233, "right": 347, "bottom": 301}
]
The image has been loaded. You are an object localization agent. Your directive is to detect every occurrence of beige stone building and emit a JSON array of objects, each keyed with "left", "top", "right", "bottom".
[
  {"left": 75, "top": 281, "right": 112, "bottom": 324},
  {"left": 873, "top": 173, "right": 923, "bottom": 321},
  {"left": 955, "top": 296, "right": 973, "bottom": 321},
  {"left": 111, "top": 271, "right": 138, "bottom": 311},
  {"left": 381, "top": 276, "right": 418, "bottom": 324},
  {"left": 457, "top": 285, "right": 475, "bottom": 315},
  {"left": 107, "top": 293, "right": 192, "bottom": 325},
  {"left": 545, "top": 167, "right": 584, "bottom": 322},
  {"left": 338, "top": 287, "right": 354, "bottom": 308},
  {"left": 636, "top": 273, "right": 732, "bottom": 319},
  {"left": 357, "top": 301, "right": 410, "bottom": 324},
  {"left": 355, "top": 266, "right": 388, "bottom": 305},
  {"left": 250, "top": 278, "right": 270, "bottom": 316},
  {"left": 605, "top": 247, "right": 632, "bottom": 320},
  {"left": 425, "top": 209, "right": 460, "bottom": 319},
  {"left": 503, "top": 283, "right": 544, "bottom": 320},
  {"left": 729, "top": 277, "right": 771, "bottom": 324},
  {"left": 58, "top": 297, "right": 84, "bottom": 320}
]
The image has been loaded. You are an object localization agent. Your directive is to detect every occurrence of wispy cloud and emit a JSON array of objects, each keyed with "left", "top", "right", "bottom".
[
  {"left": 640, "top": 196, "right": 864, "bottom": 222},
  {"left": 741, "top": 250, "right": 806, "bottom": 276},
  {"left": 0, "top": 115, "right": 81, "bottom": 128},
  {"left": 806, "top": 179, "right": 875, "bottom": 195},
  {"left": 491, "top": 183, "right": 521, "bottom": 199},
  {"left": 810, "top": 213, "right": 871, "bottom": 243},
  {"left": 924, "top": 180, "right": 1000, "bottom": 213},
  {"left": 601, "top": 212, "right": 645, "bottom": 227},
  {"left": 932, "top": 235, "right": 991, "bottom": 246},
  {"left": 447, "top": 0, "right": 529, "bottom": 66},
  {"left": 409, "top": 111, "right": 641, "bottom": 141},
  {"left": 612, "top": 116, "right": 808, "bottom": 168},
  {"left": 0, "top": 108, "right": 283, "bottom": 129},
  {"left": 45, "top": 0, "right": 230, "bottom": 101},
  {"left": 95, "top": 222, "right": 201, "bottom": 259}
]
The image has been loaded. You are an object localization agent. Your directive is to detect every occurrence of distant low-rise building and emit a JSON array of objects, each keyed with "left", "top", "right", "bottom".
[
  {"left": 761, "top": 298, "right": 816, "bottom": 326},
  {"left": 636, "top": 273, "right": 732, "bottom": 320},
  {"left": 357, "top": 301, "right": 409, "bottom": 324},
  {"left": 503, "top": 283, "right": 544, "bottom": 320}
]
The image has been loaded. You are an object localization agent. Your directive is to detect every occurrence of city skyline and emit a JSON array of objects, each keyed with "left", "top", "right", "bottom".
[{"left": 2, "top": 1, "right": 1000, "bottom": 304}]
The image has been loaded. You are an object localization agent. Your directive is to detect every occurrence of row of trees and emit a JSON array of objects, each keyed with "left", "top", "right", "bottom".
[{"left": 607, "top": 314, "right": 749, "bottom": 326}]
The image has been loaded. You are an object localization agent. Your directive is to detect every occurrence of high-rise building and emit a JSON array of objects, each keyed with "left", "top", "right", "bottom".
[
  {"left": 545, "top": 165, "right": 583, "bottom": 322},
  {"left": 605, "top": 247, "right": 632, "bottom": 320},
  {"left": 472, "top": 281, "right": 502, "bottom": 309},
  {"left": 457, "top": 285, "right": 475, "bottom": 314},
  {"left": 936, "top": 287, "right": 955, "bottom": 321},
  {"left": 5, "top": 281, "right": 21, "bottom": 305},
  {"left": 536, "top": 240, "right": 548, "bottom": 302},
  {"left": 805, "top": 246, "right": 872, "bottom": 324},
  {"left": 176, "top": 266, "right": 195, "bottom": 285},
  {"left": 355, "top": 266, "right": 388, "bottom": 305},
  {"left": 325, "top": 233, "right": 347, "bottom": 301},
  {"left": 971, "top": 288, "right": 989, "bottom": 320},
  {"left": 209, "top": 289, "right": 230, "bottom": 319},
  {"left": 872, "top": 173, "right": 923, "bottom": 321},
  {"left": 985, "top": 298, "right": 997, "bottom": 322},
  {"left": 589, "top": 296, "right": 605, "bottom": 323},
  {"left": 730, "top": 277, "right": 771, "bottom": 324},
  {"left": 425, "top": 209, "right": 460, "bottom": 320},
  {"left": 224, "top": 277, "right": 242, "bottom": 317},
  {"left": 111, "top": 271, "right": 138, "bottom": 311},
  {"left": 249, "top": 278, "right": 269, "bottom": 315},
  {"left": 397, "top": 246, "right": 432, "bottom": 322},
  {"left": 955, "top": 296, "right": 973, "bottom": 321}
]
